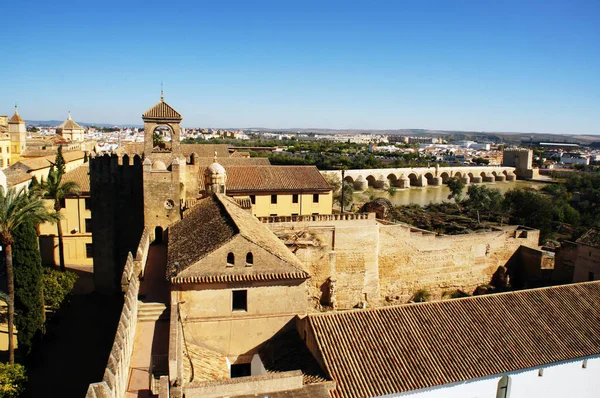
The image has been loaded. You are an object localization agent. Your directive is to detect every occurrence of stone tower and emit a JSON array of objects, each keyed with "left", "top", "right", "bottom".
[
  {"left": 8, "top": 105, "right": 26, "bottom": 164},
  {"left": 141, "top": 94, "right": 186, "bottom": 241},
  {"left": 142, "top": 92, "right": 182, "bottom": 156}
]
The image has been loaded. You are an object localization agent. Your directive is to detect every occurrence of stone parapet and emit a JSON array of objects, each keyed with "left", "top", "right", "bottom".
[{"left": 258, "top": 213, "right": 375, "bottom": 224}]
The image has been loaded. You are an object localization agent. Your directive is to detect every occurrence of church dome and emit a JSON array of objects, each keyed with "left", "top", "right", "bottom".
[
  {"left": 207, "top": 162, "right": 225, "bottom": 175},
  {"left": 152, "top": 160, "right": 167, "bottom": 171}
]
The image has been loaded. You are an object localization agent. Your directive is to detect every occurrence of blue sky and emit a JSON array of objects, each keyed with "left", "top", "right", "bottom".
[{"left": 1, "top": 0, "right": 599, "bottom": 134}]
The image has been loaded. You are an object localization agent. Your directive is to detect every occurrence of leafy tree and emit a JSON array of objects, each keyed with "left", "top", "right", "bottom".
[
  {"left": 0, "top": 363, "right": 27, "bottom": 397},
  {"left": 49, "top": 146, "right": 66, "bottom": 177},
  {"left": 153, "top": 131, "right": 164, "bottom": 147},
  {"left": 0, "top": 187, "right": 57, "bottom": 364},
  {"left": 42, "top": 268, "right": 78, "bottom": 313},
  {"left": 466, "top": 185, "right": 503, "bottom": 224},
  {"left": 12, "top": 219, "right": 44, "bottom": 357},
  {"left": 39, "top": 167, "right": 80, "bottom": 272},
  {"left": 447, "top": 177, "right": 465, "bottom": 202},
  {"left": 504, "top": 188, "right": 554, "bottom": 242}
]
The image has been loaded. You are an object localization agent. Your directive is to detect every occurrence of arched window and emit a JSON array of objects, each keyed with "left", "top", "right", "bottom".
[
  {"left": 227, "top": 252, "right": 234, "bottom": 266},
  {"left": 246, "top": 252, "right": 253, "bottom": 266}
]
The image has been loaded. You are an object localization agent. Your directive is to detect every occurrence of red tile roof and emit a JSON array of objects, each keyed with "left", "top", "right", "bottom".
[
  {"left": 225, "top": 166, "right": 332, "bottom": 193},
  {"left": 305, "top": 281, "right": 600, "bottom": 398},
  {"left": 63, "top": 163, "right": 90, "bottom": 193},
  {"left": 142, "top": 100, "right": 182, "bottom": 120},
  {"left": 576, "top": 228, "right": 600, "bottom": 248},
  {"left": 168, "top": 194, "right": 308, "bottom": 283}
]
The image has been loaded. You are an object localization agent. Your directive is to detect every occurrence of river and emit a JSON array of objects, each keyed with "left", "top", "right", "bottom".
[{"left": 352, "top": 180, "right": 549, "bottom": 207}]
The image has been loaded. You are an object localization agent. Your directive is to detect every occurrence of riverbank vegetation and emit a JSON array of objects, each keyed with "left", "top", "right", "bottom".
[{"left": 374, "top": 173, "right": 600, "bottom": 245}]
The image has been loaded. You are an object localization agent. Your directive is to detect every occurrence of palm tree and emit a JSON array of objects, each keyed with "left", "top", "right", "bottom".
[
  {"left": 40, "top": 167, "right": 80, "bottom": 272},
  {"left": 0, "top": 187, "right": 57, "bottom": 363}
]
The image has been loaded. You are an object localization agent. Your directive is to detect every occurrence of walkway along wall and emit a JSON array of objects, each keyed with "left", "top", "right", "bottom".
[
  {"left": 86, "top": 228, "right": 150, "bottom": 398},
  {"left": 266, "top": 216, "right": 540, "bottom": 309}
]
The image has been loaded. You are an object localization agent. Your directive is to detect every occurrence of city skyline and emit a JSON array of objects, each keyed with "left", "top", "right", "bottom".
[{"left": 2, "top": 0, "right": 599, "bottom": 134}]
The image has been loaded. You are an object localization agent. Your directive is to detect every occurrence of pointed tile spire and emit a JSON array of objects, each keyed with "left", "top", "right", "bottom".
[{"left": 9, "top": 103, "right": 24, "bottom": 124}]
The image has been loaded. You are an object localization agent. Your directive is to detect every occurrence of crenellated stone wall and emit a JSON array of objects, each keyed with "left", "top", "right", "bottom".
[
  {"left": 86, "top": 230, "right": 151, "bottom": 398},
  {"left": 90, "top": 153, "right": 144, "bottom": 293},
  {"left": 268, "top": 219, "right": 541, "bottom": 309}
]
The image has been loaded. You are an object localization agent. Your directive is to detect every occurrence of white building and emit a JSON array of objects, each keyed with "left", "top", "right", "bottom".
[{"left": 561, "top": 152, "right": 590, "bottom": 165}]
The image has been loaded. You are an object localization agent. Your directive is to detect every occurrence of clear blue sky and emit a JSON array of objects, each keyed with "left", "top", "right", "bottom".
[{"left": 2, "top": 0, "right": 599, "bottom": 134}]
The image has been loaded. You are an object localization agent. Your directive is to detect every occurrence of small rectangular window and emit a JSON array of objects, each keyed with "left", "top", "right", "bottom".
[
  {"left": 85, "top": 243, "right": 93, "bottom": 258},
  {"left": 84, "top": 198, "right": 91, "bottom": 210},
  {"left": 313, "top": 194, "right": 319, "bottom": 203},
  {"left": 589, "top": 271, "right": 595, "bottom": 281},
  {"left": 60, "top": 198, "right": 66, "bottom": 209},
  {"left": 271, "top": 194, "right": 277, "bottom": 204},
  {"left": 230, "top": 363, "right": 251, "bottom": 378},
  {"left": 292, "top": 194, "right": 299, "bottom": 204},
  {"left": 232, "top": 290, "right": 247, "bottom": 311},
  {"left": 250, "top": 195, "right": 255, "bottom": 205},
  {"left": 85, "top": 219, "right": 92, "bottom": 233}
]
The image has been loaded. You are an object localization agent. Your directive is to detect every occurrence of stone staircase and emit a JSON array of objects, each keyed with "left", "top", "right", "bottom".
[{"left": 138, "top": 302, "right": 169, "bottom": 322}]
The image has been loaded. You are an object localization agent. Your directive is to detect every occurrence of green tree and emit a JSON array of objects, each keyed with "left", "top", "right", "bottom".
[
  {"left": 50, "top": 146, "right": 66, "bottom": 176},
  {"left": 504, "top": 188, "right": 554, "bottom": 242},
  {"left": 0, "top": 187, "right": 57, "bottom": 364},
  {"left": 0, "top": 363, "right": 27, "bottom": 397},
  {"left": 447, "top": 177, "right": 466, "bottom": 202},
  {"left": 40, "top": 167, "right": 80, "bottom": 272},
  {"left": 153, "top": 131, "right": 164, "bottom": 147},
  {"left": 466, "top": 185, "right": 503, "bottom": 224},
  {"left": 12, "top": 219, "right": 44, "bottom": 356},
  {"left": 42, "top": 268, "right": 78, "bottom": 313}
]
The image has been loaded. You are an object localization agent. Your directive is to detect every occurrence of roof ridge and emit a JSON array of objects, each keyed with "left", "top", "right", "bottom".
[
  {"left": 308, "top": 280, "right": 600, "bottom": 318},
  {"left": 215, "top": 194, "right": 308, "bottom": 275}
]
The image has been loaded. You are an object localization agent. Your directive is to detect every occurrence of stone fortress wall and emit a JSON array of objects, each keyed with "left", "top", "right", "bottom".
[
  {"left": 264, "top": 215, "right": 541, "bottom": 309},
  {"left": 90, "top": 153, "right": 145, "bottom": 293},
  {"left": 86, "top": 228, "right": 150, "bottom": 398}
]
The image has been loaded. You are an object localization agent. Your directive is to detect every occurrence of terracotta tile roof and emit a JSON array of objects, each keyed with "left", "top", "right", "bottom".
[
  {"left": 230, "top": 150, "right": 251, "bottom": 158},
  {"left": 306, "top": 281, "right": 600, "bottom": 398},
  {"left": 168, "top": 194, "right": 308, "bottom": 283},
  {"left": 9, "top": 112, "right": 24, "bottom": 124},
  {"left": 576, "top": 228, "right": 600, "bottom": 248},
  {"left": 259, "top": 329, "right": 330, "bottom": 385},
  {"left": 184, "top": 341, "right": 229, "bottom": 383},
  {"left": 116, "top": 143, "right": 231, "bottom": 158},
  {"left": 142, "top": 99, "right": 182, "bottom": 120},
  {"left": 58, "top": 119, "right": 83, "bottom": 130},
  {"left": 15, "top": 151, "right": 85, "bottom": 172},
  {"left": 195, "top": 157, "right": 270, "bottom": 167},
  {"left": 4, "top": 169, "right": 32, "bottom": 187},
  {"left": 62, "top": 163, "right": 89, "bottom": 193},
  {"left": 224, "top": 166, "right": 332, "bottom": 193}
]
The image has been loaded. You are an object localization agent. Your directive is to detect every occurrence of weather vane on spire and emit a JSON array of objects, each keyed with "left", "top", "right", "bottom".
[{"left": 161, "top": 81, "right": 164, "bottom": 101}]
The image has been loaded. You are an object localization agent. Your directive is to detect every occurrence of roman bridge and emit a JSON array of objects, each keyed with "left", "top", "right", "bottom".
[{"left": 321, "top": 166, "right": 517, "bottom": 190}]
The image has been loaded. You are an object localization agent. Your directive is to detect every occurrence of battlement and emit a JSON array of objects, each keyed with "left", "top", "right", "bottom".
[{"left": 258, "top": 213, "right": 375, "bottom": 224}]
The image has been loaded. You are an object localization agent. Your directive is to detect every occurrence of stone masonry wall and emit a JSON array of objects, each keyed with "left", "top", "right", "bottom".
[
  {"left": 268, "top": 219, "right": 540, "bottom": 309},
  {"left": 86, "top": 231, "right": 151, "bottom": 398},
  {"left": 90, "top": 153, "right": 144, "bottom": 293}
]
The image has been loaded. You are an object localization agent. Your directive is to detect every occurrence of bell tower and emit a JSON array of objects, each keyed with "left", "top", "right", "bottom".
[{"left": 141, "top": 90, "right": 182, "bottom": 156}]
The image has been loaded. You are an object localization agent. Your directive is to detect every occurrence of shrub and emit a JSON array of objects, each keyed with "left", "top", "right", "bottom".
[
  {"left": 411, "top": 289, "right": 431, "bottom": 303},
  {"left": 0, "top": 363, "right": 27, "bottom": 397},
  {"left": 42, "top": 268, "right": 78, "bottom": 313}
]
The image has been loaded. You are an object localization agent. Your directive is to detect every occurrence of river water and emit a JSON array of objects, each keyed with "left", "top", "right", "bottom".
[{"left": 352, "top": 180, "right": 549, "bottom": 207}]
